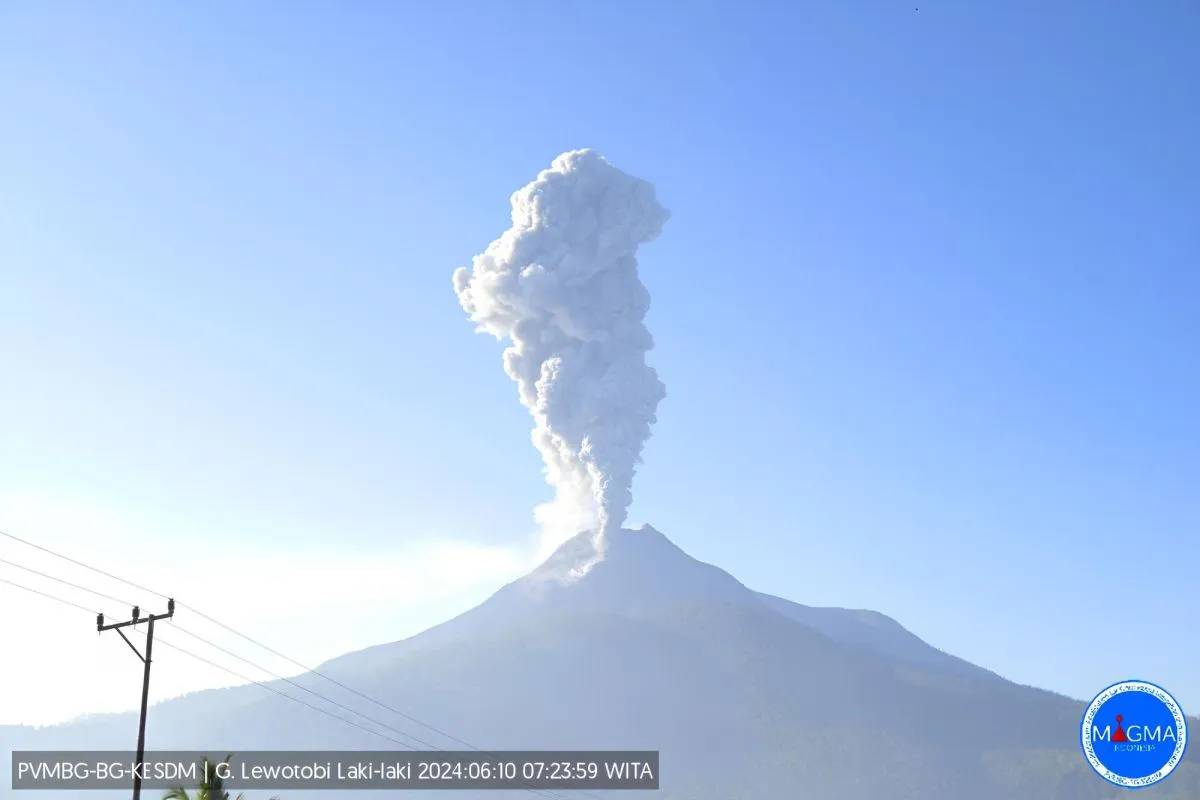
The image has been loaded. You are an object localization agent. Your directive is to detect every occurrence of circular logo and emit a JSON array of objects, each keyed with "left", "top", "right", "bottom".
[{"left": 1081, "top": 680, "right": 1188, "bottom": 788}]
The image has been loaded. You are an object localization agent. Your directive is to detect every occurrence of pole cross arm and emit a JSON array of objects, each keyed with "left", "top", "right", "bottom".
[{"left": 98, "top": 600, "right": 176, "bottom": 631}]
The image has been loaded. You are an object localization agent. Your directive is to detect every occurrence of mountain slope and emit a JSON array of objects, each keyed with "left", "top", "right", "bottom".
[{"left": 4, "top": 526, "right": 1196, "bottom": 799}]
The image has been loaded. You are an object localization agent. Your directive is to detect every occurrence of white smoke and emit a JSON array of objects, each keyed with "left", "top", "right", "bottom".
[{"left": 453, "top": 150, "right": 668, "bottom": 550}]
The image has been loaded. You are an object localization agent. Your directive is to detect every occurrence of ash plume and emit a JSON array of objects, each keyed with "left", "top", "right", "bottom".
[{"left": 453, "top": 150, "right": 668, "bottom": 548}]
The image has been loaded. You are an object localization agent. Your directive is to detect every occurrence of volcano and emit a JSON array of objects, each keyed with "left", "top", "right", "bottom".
[{"left": 5, "top": 526, "right": 1197, "bottom": 798}]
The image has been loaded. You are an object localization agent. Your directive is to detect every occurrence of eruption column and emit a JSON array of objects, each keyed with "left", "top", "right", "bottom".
[{"left": 453, "top": 150, "right": 668, "bottom": 547}]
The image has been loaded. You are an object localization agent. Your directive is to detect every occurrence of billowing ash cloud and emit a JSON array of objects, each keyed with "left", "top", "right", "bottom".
[{"left": 453, "top": 150, "right": 668, "bottom": 547}]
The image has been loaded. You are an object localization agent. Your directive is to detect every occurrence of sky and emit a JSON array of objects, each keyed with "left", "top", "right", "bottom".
[{"left": 1, "top": 1, "right": 1197, "bottom": 726}]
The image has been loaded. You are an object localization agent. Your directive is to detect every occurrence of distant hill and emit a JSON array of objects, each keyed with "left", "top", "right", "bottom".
[{"left": 4, "top": 526, "right": 1196, "bottom": 798}]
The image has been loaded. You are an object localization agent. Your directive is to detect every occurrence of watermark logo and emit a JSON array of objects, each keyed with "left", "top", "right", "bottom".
[{"left": 1081, "top": 680, "right": 1187, "bottom": 788}]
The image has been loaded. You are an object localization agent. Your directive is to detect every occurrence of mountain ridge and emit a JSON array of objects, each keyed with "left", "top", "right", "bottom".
[
  {"left": 319, "top": 525, "right": 994, "bottom": 686},
  {"left": 3, "top": 525, "right": 1196, "bottom": 799}
]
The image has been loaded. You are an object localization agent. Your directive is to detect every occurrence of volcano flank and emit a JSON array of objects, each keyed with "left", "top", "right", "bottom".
[{"left": 5, "top": 525, "right": 1198, "bottom": 798}]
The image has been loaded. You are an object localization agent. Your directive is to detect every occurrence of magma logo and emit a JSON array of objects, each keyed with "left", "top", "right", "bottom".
[{"left": 1081, "top": 681, "right": 1188, "bottom": 788}]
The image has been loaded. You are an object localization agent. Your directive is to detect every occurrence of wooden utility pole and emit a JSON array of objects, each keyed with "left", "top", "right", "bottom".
[{"left": 98, "top": 599, "right": 174, "bottom": 800}]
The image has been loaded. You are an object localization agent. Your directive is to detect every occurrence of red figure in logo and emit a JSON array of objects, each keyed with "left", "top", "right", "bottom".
[{"left": 1112, "top": 714, "right": 1128, "bottom": 743}]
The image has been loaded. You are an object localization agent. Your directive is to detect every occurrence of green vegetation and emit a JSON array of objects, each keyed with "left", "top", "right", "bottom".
[{"left": 162, "top": 755, "right": 277, "bottom": 800}]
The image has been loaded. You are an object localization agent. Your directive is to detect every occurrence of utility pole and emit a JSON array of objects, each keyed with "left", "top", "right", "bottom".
[{"left": 98, "top": 599, "right": 174, "bottom": 800}]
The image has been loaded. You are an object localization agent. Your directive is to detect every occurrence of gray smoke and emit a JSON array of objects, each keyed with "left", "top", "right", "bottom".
[{"left": 453, "top": 150, "right": 668, "bottom": 548}]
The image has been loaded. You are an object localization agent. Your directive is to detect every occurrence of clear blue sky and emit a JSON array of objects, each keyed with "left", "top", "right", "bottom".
[{"left": 1, "top": 1, "right": 1197, "bottom": 720}]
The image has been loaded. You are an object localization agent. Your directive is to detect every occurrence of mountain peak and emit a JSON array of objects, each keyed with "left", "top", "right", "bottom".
[
  {"left": 509, "top": 524, "right": 757, "bottom": 614},
  {"left": 527, "top": 524, "right": 677, "bottom": 580},
  {"left": 495, "top": 525, "right": 994, "bottom": 680}
]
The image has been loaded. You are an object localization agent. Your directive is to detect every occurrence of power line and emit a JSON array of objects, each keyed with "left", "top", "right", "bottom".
[
  {"left": 167, "top": 623, "right": 442, "bottom": 750},
  {"left": 0, "top": 575, "right": 98, "bottom": 614},
  {"left": 0, "top": 528, "right": 170, "bottom": 600},
  {"left": 0, "top": 551, "right": 441, "bottom": 751},
  {"left": 176, "top": 604, "right": 601, "bottom": 800},
  {"left": 0, "top": 577, "right": 561, "bottom": 799},
  {"left": 0, "top": 547, "right": 436, "bottom": 748},
  {"left": 0, "top": 575, "right": 418, "bottom": 752},
  {"left": 0, "top": 555, "right": 139, "bottom": 609},
  {"left": 154, "top": 637, "right": 564, "bottom": 800},
  {"left": 181, "top": 601, "right": 498, "bottom": 751},
  {"left": 0, "top": 573, "right": 431, "bottom": 753},
  {"left": 0, "top": 530, "right": 594, "bottom": 799},
  {"left": 0, "top": 529, "right": 494, "bottom": 752},
  {"left": 163, "top": 624, "right": 576, "bottom": 800},
  {"left": 155, "top": 637, "right": 422, "bottom": 750}
]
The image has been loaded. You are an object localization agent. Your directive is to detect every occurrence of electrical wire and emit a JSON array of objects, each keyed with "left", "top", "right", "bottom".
[
  {"left": 0, "top": 571, "right": 564, "bottom": 800},
  {"left": 0, "top": 534, "right": 587, "bottom": 798},
  {"left": 0, "top": 529, "right": 170, "bottom": 599},
  {"left": 180, "top": 601, "right": 496, "bottom": 751},
  {"left": 155, "top": 635, "right": 567, "bottom": 800},
  {"left": 0, "top": 528, "right": 490, "bottom": 752},
  {"left": 174, "top": 604, "right": 602, "bottom": 800},
  {"left": 0, "top": 574, "right": 98, "bottom": 615},
  {"left": 158, "top": 637, "right": 569, "bottom": 800},
  {"left": 0, "top": 555, "right": 139, "bottom": 610},
  {"left": 0, "top": 550, "right": 436, "bottom": 749},
  {"left": 166, "top": 623, "right": 443, "bottom": 750},
  {"left": 0, "top": 547, "right": 441, "bottom": 750},
  {"left": 153, "top": 636, "right": 420, "bottom": 750}
]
